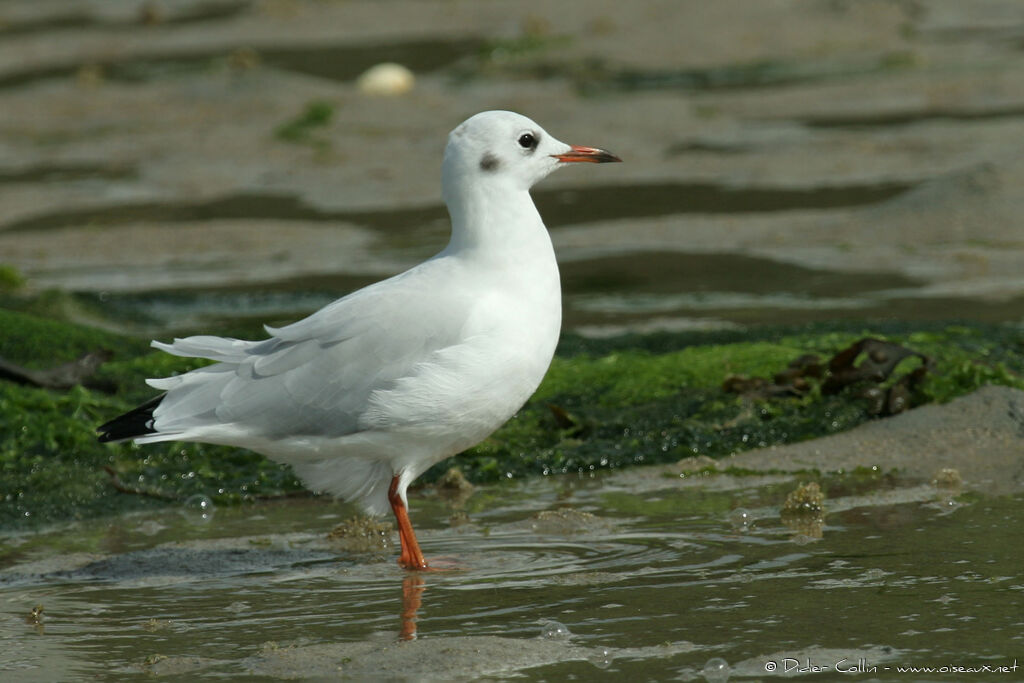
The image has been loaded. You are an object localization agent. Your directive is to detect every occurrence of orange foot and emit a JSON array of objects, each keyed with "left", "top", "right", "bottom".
[{"left": 389, "top": 475, "right": 429, "bottom": 570}]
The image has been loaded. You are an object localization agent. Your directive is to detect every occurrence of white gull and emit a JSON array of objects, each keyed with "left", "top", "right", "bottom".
[{"left": 98, "top": 110, "right": 621, "bottom": 569}]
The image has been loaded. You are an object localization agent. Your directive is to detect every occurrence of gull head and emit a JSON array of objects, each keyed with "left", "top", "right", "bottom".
[{"left": 442, "top": 111, "right": 620, "bottom": 200}]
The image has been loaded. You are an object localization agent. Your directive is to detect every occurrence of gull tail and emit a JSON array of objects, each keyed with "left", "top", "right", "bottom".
[{"left": 97, "top": 394, "right": 165, "bottom": 443}]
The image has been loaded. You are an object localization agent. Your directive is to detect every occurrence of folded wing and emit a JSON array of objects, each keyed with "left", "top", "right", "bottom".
[{"left": 138, "top": 262, "right": 471, "bottom": 448}]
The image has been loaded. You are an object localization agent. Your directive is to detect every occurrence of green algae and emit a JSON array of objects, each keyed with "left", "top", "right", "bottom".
[
  {"left": 274, "top": 100, "right": 335, "bottom": 146},
  {"left": 455, "top": 325, "right": 1023, "bottom": 483},
  {"left": 0, "top": 307, "right": 141, "bottom": 368},
  {"left": 0, "top": 307, "right": 1021, "bottom": 529},
  {"left": 0, "top": 265, "right": 24, "bottom": 293},
  {"left": 0, "top": 309, "right": 305, "bottom": 527}
]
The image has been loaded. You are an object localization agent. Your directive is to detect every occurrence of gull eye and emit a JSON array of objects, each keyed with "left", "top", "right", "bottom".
[{"left": 517, "top": 132, "right": 538, "bottom": 151}]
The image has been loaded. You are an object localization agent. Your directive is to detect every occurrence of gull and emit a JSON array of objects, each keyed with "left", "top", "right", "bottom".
[{"left": 98, "top": 111, "right": 620, "bottom": 569}]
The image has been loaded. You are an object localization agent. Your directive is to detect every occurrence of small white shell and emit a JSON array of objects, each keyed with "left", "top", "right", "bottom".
[{"left": 356, "top": 62, "right": 415, "bottom": 96}]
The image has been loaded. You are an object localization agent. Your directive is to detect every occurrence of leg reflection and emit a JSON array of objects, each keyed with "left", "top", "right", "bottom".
[{"left": 400, "top": 574, "right": 426, "bottom": 641}]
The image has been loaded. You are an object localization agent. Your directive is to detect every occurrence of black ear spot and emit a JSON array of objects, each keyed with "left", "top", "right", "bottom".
[{"left": 480, "top": 152, "right": 500, "bottom": 172}]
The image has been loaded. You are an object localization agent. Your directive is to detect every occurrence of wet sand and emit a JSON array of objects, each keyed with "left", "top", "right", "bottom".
[{"left": 1, "top": 0, "right": 1023, "bottom": 331}]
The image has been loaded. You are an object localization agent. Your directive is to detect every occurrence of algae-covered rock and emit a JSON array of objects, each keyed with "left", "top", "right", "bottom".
[
  {"left": 931, "top": 467, "right": 962, "bottom": 490},
  {"left": 780, "top": 482, "right": 826, "bottom": 540},
  {"left": 0, "top": 309, "right": 306, "bottom": 528},
  {"left": 459, "top": 325, "right": 1023, "bottom": 485},
  {"left": 326, "top": 515, "right": 394, "bottom": 555},
  {"left": 1, "top": 307, "right": 1021, "bottom": 529},
  {"left": 782, "top": 481, "right": 825, "bottom": 515}
]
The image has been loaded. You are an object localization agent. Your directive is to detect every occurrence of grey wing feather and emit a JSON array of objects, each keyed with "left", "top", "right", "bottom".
[
  {"left": 144, "top": 263, "right": 468, "bottom": 444},
  {"left": 151, "top": 335, "right": 263, "bottom": 362}
]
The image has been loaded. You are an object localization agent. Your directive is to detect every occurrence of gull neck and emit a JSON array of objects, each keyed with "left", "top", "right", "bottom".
[{"left": 442, "top": 178, "right": 548, "bottom": 255}]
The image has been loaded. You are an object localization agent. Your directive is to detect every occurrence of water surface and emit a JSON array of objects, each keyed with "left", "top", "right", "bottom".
[{"left": 2, "top": 472, "right": 1019, "bottom": 680}]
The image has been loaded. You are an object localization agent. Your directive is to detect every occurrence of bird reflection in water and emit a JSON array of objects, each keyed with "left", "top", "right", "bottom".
[{"left": 400, "top": 574, "right": 426, "bottom": 640}]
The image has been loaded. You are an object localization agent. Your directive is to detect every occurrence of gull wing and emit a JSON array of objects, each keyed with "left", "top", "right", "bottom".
[{"left": 139, "top": 259, "right": 471, "bottom": 447}]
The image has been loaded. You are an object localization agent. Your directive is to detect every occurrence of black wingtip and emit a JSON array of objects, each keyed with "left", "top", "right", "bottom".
[{"left": 97, "top": 394, "right": 165, "bottom": 443}]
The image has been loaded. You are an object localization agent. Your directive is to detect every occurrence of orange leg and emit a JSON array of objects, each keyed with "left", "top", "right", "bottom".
[{"left": 389, "top": 475, "right": 429, "bottom": 570}]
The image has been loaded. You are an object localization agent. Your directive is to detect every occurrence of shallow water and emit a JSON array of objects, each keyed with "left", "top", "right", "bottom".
[{"left": 2, "top": 472, "right": 1020, "bottom": 680}]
